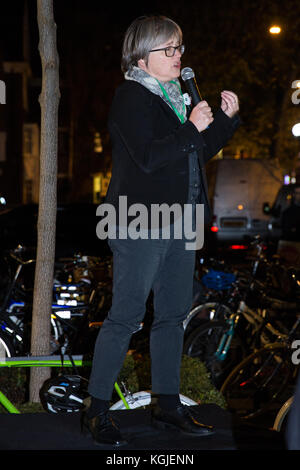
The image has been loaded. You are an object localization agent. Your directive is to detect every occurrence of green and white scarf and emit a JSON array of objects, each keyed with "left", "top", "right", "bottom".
[{"left": 125, "top": 66, "right": 187, "bottom": 124}]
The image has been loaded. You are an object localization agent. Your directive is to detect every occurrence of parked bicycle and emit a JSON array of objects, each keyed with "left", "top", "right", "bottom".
[
  {"left": 182, "top": 236, "right": 300, "bottom": 387},
  {"left": 220, "top": 314, "right": 300, "bottom": 420},
  {"left": 0, "top": 246, "right": 113, "bottom": 357},
  {"left": 0, "top": 351, "right": 196, "bottom": 414}
]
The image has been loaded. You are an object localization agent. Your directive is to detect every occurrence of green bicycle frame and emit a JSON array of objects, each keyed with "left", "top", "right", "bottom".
[{"left": 0, "top": 355, "right": 130, "bottom": 413}]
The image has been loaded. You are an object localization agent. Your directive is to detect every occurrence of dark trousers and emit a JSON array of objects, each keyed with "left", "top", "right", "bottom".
[{"left": 88, "top": 230, "right": 196, "bottom": 400}]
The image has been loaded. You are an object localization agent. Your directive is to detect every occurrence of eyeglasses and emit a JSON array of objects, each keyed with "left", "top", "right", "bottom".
[{"left": 149, "top": 44, "right": 185, "bottom": 57}]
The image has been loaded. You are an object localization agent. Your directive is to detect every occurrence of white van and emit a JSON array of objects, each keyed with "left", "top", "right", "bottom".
[{"left": 206, "top": 158, "right": 282, "bottom": 246}]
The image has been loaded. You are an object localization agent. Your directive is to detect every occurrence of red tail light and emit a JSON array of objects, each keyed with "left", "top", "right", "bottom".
[
  {"left": 230, "top": 244, "right": 248, "bottom": 250},
  {"left": 210, "top": 215, "right": 218, "bottom": 232}
]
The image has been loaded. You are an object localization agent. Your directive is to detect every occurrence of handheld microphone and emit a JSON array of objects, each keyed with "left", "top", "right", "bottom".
[{"left": 180, "top": 67, "right": 202, "bottom": 106}]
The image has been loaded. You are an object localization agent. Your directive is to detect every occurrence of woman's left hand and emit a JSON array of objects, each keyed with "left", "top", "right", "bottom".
[{"left": 220, "top": 90, "right": 239, "bottom": 118}]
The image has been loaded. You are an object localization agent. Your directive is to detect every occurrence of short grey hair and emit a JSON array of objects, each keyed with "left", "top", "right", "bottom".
[{"left": 121, "top": 15, "right": 182, "bottom": 73}]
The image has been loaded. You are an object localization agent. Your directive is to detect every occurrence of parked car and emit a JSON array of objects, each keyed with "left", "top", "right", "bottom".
[
  {"left": 263, "top": 183, "right": 300, "bottom": 241},
  {"left": 0, "top": 203, "right": 110, "bottom": 257}
]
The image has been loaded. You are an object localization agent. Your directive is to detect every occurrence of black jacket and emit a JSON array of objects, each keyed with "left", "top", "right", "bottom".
[{"left": 105, "top": 80, "right": 240, "bottom": 224}]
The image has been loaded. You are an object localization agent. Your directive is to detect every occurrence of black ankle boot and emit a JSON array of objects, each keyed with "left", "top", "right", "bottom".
[{"left": 81, "top": 409, "right": 128, "bottom": 447}]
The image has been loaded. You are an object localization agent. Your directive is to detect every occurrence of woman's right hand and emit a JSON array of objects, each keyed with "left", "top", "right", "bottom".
[{"left": 188, "top": 101, "right": 214, "bottom": 132}]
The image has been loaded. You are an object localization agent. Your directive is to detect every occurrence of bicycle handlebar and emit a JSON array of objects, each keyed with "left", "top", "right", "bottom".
[{"left": 9, "top": 251, "right": 35, "bottom": 265}]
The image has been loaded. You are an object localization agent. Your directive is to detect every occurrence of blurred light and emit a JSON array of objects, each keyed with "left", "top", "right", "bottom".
[
  {"left": 0, "top": 197, "right": 6, "bottom": 205},
  {"left": 94, "top": 132, "right": 103, "bottom": 153},
  {"left": 230, "top": 244, "right": 248, "bottom": 250},
  {"left": 209, "top": 309, "right": 216, "bottom": 320},
  {"left": 292, "top": 123, "right": 300, "bottom": 137},
  {"left": 269, "top": 25, "right": 281, "bottom": 34},
  {"left": 52, "top": 311, "right": 71, "bottom": 319},
  {"left": 89, "top": 321, "right": 104, "bottom": 328},
  {"left": 284, "top": 175, "right": 291, "bottom": 185},
  {"left": 57, "top": 299, "right": 78, "bottom": 306},
  {"left": 210, "top": 226, "right": 218, "bottom": 232},
  {"left": 237, "top": 204, "right": 244, "bottom": 211}
]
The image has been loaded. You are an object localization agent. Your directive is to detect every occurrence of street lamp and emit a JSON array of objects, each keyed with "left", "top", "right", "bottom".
[
  {"left": 269, "top": 25, "right": 281, "bottom": 34},
  {"left": 292, "top": 123, "right": 300, "bottom": 138}
]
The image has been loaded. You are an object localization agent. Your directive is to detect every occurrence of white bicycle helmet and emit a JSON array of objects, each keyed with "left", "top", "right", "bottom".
[{"left": 39, "top": 375, "right": 87, "bottom": 413}]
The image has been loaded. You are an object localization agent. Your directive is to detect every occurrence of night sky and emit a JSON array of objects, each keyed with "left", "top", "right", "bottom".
[
  {"left": 1, "top": 1, "right": 299, "bottom": 90},
  {"left": 1, "top": 0, "right": 297, "bottom": 77},
  {"left": 0, "top": 0, "right": 300, "bottom": 168},
  {"left": 0, "top": 1, "right": 193, "bottom": 73}
]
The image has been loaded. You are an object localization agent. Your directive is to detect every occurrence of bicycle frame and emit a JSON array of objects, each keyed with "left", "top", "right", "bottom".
[
  {"left": 0, "top": 354, "right": 130, "bottom": 413},
  {"left": 213, "top": 299, "right": 285, "bottom": 362},
  {"left": 214, "top": 315, "right": 236, "bottom": 361}
]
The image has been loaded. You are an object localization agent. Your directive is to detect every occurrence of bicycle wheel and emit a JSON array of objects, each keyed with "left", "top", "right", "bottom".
[
  {"left": 110, "top": 391, "right": 197, "bottom": 410},
  {"left": 0, "top": 330, "right": 15, "bottom": 358},
  {"left": 220, "top": 343, "right": 293, "bottom": 419},
  {"left": 183, "top": 320, "right": 244, "bottom": 387},
  {"left": 273, "top": 396, "right": 293, "bottom": 432},
  {"left": 50, "top": 316, "right": 64, "bottom": 353},
  {"left": 183, "top": 302, "right": 231, "bottom": 337}
]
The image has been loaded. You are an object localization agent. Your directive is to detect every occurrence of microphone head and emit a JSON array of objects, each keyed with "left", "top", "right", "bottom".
[{"left": 181, "top": 67, "right": 195, "bottom": 81}]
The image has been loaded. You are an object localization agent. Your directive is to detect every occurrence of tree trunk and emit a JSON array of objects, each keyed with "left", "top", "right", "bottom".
[{"left": 29, "top": 0, "right": 60, "bottom": 402}]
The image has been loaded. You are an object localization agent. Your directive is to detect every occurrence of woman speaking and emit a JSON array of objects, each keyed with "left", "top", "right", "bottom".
[{"left": 83, "top": 15, "right": 240, "bottom": 447}]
